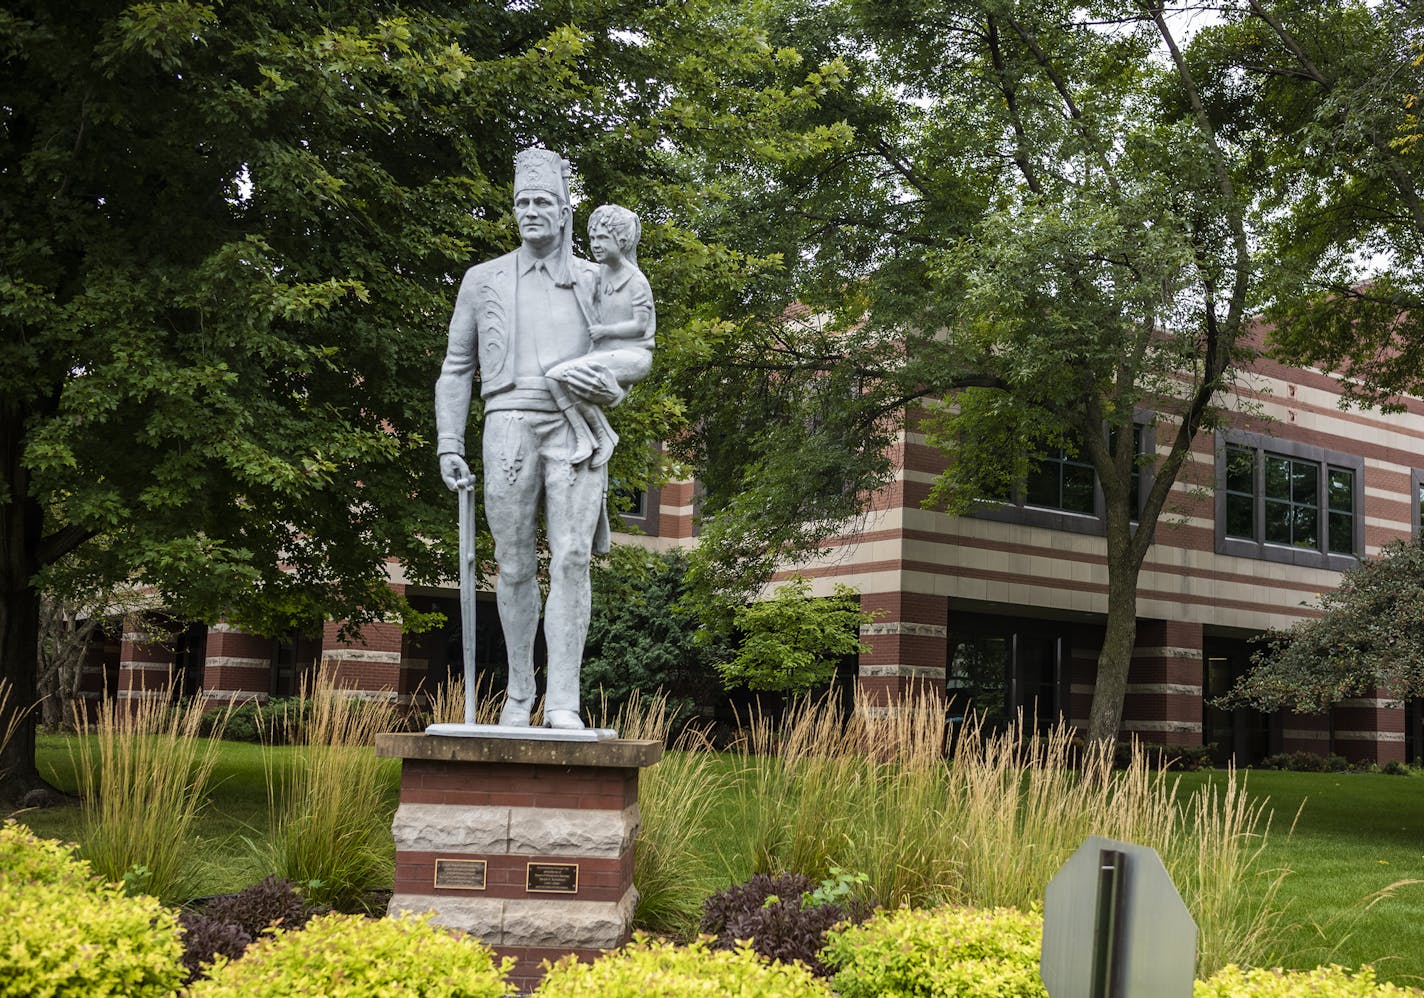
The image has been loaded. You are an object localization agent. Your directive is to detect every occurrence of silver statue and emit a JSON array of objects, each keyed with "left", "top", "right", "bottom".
[{"left": 435, "top": 148, "right": 654, "bottom": 732}]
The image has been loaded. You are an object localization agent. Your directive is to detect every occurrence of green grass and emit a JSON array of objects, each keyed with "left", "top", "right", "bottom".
[
  {"left": 12, "top": 734, "right": 1424, "bottom": 987},
  {"left": 1174, "top": 769, "right": 1424, "bottom": 989}
]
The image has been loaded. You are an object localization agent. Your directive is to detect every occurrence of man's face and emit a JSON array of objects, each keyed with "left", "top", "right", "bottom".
[{"left": 514, "top": 189, "right": 567, "bottom": 250}]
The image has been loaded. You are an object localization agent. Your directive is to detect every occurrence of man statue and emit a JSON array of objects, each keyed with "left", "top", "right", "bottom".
[{"left": 434, "top": 148, "right": 652, "bottom": 731}]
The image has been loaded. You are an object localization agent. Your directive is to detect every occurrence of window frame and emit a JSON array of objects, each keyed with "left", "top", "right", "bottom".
[
  {"left": 970, "top": 421, "right": 1156, "bottom": 536},
  {"left": 1412, "top": 468, "right": 1424, "bottom": 539},
  {"left": 1214, "top": 430, "right": 1363, "bottom": 570}
]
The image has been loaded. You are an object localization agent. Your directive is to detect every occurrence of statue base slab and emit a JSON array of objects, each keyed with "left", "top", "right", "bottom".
[
  {"left": 374, "top": 732, "right": 663, "bottom": 993},
  {"left": 425, "top": 722, "right": 618, "bottom": 742}
]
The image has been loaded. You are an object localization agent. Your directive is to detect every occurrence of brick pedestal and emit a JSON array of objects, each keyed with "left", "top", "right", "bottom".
[{"left": 373, "top": 733, "right": 663, "bottom": 992}]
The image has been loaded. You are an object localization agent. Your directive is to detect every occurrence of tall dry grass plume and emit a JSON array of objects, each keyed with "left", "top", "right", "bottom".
[
  {"left": 598, "top": 690, "right": 728, "bottom": 937},
  {"left": 69, "top": 685, "right": 228, "bottom": 901},
  {"left": 724, "top": 691, "right": 1286, "bottom": 975},
  {"left": 425, "top": 672, "right": 519, "bottom": 726},
  {"left": 263, "top": 671, "right": 399, "bottom": 911},
  {"left": 0, "top": 678, "right": 28, "bottom": 784}
]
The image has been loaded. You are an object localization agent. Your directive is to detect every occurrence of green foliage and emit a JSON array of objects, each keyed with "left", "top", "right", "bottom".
[
  {"left": 1224, "top": 540, "right": 1424, "bottom": 712},
  {"left": 820, "top": 904, "right": 1047, "bottom": 998},
  {"left": 1185, "top": 3, "right": 1424, "bottom": 407},
  {"left": 1193, "top": 965, "right": 1422, "bottom": 997},
  {"left": 0, "top": 0, "right": 852, "bottom": 798},
  {"left": 203, "top": 698, "right": 305, "bottom": 744},
  {"left": 188, "top": 912, "right": 511, "bottom": 997},
  {"left": 0, "top": 841, "right": 185, "bottom": 998},
  {"left": 533, "top": 936, "right": 835, "bottom": 997},
  {"left": 0, "top": 819, "right": 99, "bottom": 887},
  {"left": 583, "top": 547, "right": 726, "bottom": 720},
  {"left": 716, "top": 577, "right": 873, "bottom": 693}
]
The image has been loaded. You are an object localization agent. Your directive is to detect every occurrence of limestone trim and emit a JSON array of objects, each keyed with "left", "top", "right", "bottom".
[
  {"left": 860, "top": 621, "right": 948, "bottom": 638},
  {"left": 392, "top": 802, "right": 640, "bottom": 859},
  {"left": 205, "top": 656, "right": 271, "bottom": 670},
  {"left": 1281, "top": 728, "right": 1331, "bottom": 741},
  {"left": 1124, "top": 683, "right": 1204, "bottom": 696},
  {"left": 1333, "top": 730, "right": 1405, "bottom": 743},
  {"left": 1119, "top": 720, "right": 1203, "bottom": 734},
  {"left": 201, "top": 690, "right": 269, "bottom": 703},
  {"left": 1338, "top": 697, "right": 1405, "bottom": 709},
  {"left": 859, "top": 664, "right": 948, "bottom": 679},
  {"left": 320, "top": 648, "right": 402, "bottom": 664},
  {"left": 119, "top": 662, "right": 175, "bottom": 673},
  {"left": 388, "top": 885, "right": 637, "bottom": 949},
  {"left": 1131, "top": 647, "right": 1203, "bottom": 660}
]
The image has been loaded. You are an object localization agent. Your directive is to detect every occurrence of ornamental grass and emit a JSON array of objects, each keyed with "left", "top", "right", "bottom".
[
  {"left": 69, "top": 685, "right": 227, "bottom": 902},
  {"left": 722, "top": 691, "right": 1286, "bottom": 977},
  {"left": 260, "top": 671, "right": 398, "bottom": 911},
  {"left": 600, "top": 689, "right": 730, "bottom": 937}
]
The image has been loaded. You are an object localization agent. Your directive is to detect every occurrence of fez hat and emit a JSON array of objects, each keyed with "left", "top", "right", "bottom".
[{"left": 513, "top": 147, "right": 571, "bottom": 202}]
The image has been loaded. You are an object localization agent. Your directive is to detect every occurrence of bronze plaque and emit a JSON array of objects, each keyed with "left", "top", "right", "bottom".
[
  {"left": 433, "top": 858, "right": 487, "bottom": 890},
  {"left": 526, "top": 862, "right": 579, "bottom": 894}
]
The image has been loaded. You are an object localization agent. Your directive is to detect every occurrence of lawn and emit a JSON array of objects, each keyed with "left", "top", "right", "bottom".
[
  {"left": 1174, "top": 769, "right": 1424, "bottom": 989},
  {"left": 14, "top": 735, "right": 1424, "bottom": 987}
]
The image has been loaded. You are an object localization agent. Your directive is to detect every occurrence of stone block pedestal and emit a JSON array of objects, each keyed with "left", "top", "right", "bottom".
[{"left": 374, "top": 733, "right": 663, "bottom": 992}]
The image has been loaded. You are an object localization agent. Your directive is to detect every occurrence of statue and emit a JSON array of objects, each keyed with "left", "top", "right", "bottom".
[{"left": 434, "top": 148, "right": 654, "bottom": 732}]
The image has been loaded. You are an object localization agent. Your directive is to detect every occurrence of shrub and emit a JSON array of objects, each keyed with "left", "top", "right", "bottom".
[
  {"left": 820, "top": 904, "right": 1047, "bottom": 998},
  {"left": 188, "top": 912, "right": 511, "bottom": 997},
  {"left": 0, "top": 877, "right": 185, "bottom": 997},
  {"left": 179, "top": 911, "right": 253, "bottom": 981},
  {"left": 533, "top": 936, "right": 835, "bottom": 996},
  {"left": 0, "top": 819, "right": 100, "bottom": 887},
  {"left": 1382, "top": 759, "right": 1411, "bottom": 776},
  {"left": 1258, "top": 751, "right": 1352, "bottom": 773},
  {"left": 1194, "top": 964, "right": 1421, "bottom": 996},
  {"left": 1116, "top": 741, "right": 1215, "bottom": 771},
  {"left": 700, "top": 871, "right": 869, "bottom": 975},
  {"left": 203, "top": 875, "right": 320, "bottom": 937},
  {"left": 203, "top": 698, "right": 306, "bottom": 744}
]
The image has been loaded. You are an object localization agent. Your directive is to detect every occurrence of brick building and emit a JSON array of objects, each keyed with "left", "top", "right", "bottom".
[{"left": 85, "top": 349, "right": 1424, "bottom": 764}]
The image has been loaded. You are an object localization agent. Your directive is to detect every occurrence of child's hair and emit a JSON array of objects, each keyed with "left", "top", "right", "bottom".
[{"left": 588, "top": 204, "right": 641, "bottom": 266}]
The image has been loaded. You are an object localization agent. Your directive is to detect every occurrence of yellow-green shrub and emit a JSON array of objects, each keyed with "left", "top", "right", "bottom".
[
  {"left": 0, "top": 820, "right": 101, "bottom": 887},
  {"left": 0, "top": 878, "right": 185, "bottom": 997},
  {"left": 534, "top": 936, "right": 835, "bottom": 997},
  {"left": 1195, "top": 965, "right": 1423, "bottom": 996},
  {"left": 820, "top": 904, "right": 1047, "bottom": 998},
  {"left": 187, "top": 912, "right": 511, "bottom": 997}
]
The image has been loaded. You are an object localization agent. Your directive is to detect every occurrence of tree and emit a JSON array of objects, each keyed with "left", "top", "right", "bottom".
[
  {"left": 0, "top": 0, "right": 848, "bottom": 803},
  {"left": 1187, "top": 1, "right": 1424, "bottom": 405},
  {"left": 715, "top": 576, "right": 873, "bottom": 695},
  {"left": 674, "top": 0, "right": 1258, "bottom": 744},
  {"left": 1222, "top": 539, "right": 1424, "bottom": 712},
  {"left": 581, "top": 547, "right": 728, "bottom": 722}
]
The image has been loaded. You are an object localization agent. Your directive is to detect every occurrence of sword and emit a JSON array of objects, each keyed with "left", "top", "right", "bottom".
[{"left": 457, "top": 474, "right": 478, "bottom": 725}]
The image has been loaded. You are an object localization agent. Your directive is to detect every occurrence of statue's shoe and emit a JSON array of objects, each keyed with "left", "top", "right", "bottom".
[
  {"left": 544, "top": 709, "right": 585, "bottom": 730},
  {"left": 500, "top": 700, "right": 532, "bottom": 726}
]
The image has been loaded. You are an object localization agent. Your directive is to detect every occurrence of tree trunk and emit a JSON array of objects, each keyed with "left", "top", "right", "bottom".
[
  {"left": 1085, "top": 544, "right": 1142, "bottom": 746},
  {"left": 0, "top": 398, "right": 53, "bottom": 806}
]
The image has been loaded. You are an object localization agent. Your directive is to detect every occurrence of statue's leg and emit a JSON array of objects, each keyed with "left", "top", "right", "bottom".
[
  {"left": 482, "top": 412, "right": 542, "bottom": 725},
  {"left": 541, "top": 439, "right": 607, "bottom": 726}
]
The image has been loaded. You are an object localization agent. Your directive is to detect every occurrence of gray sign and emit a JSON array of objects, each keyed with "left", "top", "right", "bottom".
[{"left": 1041, "top": 836, "right": 1196, "bottom": 998}]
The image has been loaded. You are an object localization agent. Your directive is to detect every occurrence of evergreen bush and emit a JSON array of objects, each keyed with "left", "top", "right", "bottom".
[
  {"left": 820, "top": 904, "right": 1047, "bottom": 998},
  {"left": 187, "top": 912, "right": 511, "bottom": 996},
  {"left": 534, "top": 936, "right": 834, "bottom": 996}
]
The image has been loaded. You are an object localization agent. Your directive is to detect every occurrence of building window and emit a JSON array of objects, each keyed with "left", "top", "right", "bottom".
[
  {"left": 1413, "top": 469, "right": 1424, "bottom": 538},
  {"left": 1025, "top": 445, "right": 1096, "bottom": 514},
  {"left": 1216, "top": 432, "right": 1363, "bottom": 569},
  {"left": 972, "top": 423, "right": 1153, "bottom": 536}
]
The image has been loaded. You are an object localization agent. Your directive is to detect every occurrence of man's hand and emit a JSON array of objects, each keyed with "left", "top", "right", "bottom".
[
  {"left": 440, "top": 453, "right": 472, "bottom": 492},
  {"left": 556, "top": 359, "right": 622, "bottom": 405}
]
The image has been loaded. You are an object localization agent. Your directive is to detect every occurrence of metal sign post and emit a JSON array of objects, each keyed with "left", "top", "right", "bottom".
[{"left": 457, "top": 476, "right": 478, "bottom": 725}]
